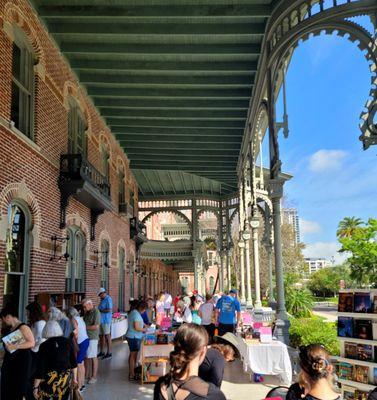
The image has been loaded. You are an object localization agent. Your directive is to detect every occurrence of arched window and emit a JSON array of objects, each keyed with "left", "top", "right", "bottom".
[
  {"left": 118, "top": 169, "right": 126, "bottom": 214},
  {"left": 100, "top": 240, "right": 109, "bottom": 291},
  {"left": 130, "top": 259, "right": 134, "bottom": 299},
  {"left": 4, "top": 201, "right": 31, "bottom": 320},
  {"left": 118, "top": 248, "right": 125, "bottom": 311},
  {"left": 209, "top": 276, "right": 215, "bottom": 294},
  {"left": 66, "top": 226, "right": 86, "bottom": 292},
  {"left": 11, "top": 27, "right": 36, "bottom": 139},
  {"left": 68, "top": 98, "right": 87, "bottom": 155}
]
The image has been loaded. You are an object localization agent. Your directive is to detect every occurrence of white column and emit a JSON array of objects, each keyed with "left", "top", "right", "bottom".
[
  {"left": 251, "top": 218, "right": 262, "bottom": 309},
  {"left": 243, "top": 230, "right": 253, "bottom": 307},
  {"left": 219, "top": 252, "right": 225, "bottom": 292},
  {"left": 194, "top": 258, "right": 199, "bottom": 291},
  {"left": 238, "top": 240, "right": 246, "bottom": 303},
  {"left": 226, "top": 250, "right": 232, "bottom": 291}
]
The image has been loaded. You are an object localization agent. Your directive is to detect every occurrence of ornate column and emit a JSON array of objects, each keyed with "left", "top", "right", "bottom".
[
  {"left": 226, "top": 248, "right": 232, "bottom": 291},
  {"left": 242, "top": 229, "right": 253, "bottom": 307},
  {"left": 238, "top": 240, "right": 246, "bottom": 303},
  {"left": 219, "top": 251, "right": 225, "bottom": 292},
  {"left": 250, "top": 215, "right": 262, "bottom": 309},
  {"left": 201, "top": 258, "right": 206, "bottom": 295},
  {"left": 266, "top": 242, "right": 275, "bottom": 303}
]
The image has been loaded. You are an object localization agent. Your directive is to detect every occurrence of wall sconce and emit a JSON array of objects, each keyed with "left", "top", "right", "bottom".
[
  {"left": 94, "top": 249, "right": 109, "bottom": 269},
  {"left": 50, "top": 235, "right": 69, "bottom": 261}
]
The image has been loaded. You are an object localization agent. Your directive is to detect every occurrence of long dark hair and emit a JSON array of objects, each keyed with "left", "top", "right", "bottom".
[
  {"left": 169, "top": 323, "right": 208, "bottom": 381},
  {"left": 26, "top": 302, "right": 45, "bottom": 325},
  {"left": 299, "top": 344, "right": 331, "bottom": 385}
]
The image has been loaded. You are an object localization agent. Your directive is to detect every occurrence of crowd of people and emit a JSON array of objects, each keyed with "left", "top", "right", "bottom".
[{"left": 2, "top": 287, "right": 377, "bottom": 400}]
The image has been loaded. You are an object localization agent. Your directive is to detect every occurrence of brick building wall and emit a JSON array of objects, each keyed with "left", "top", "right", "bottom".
[{"left": 0, "top": 0, "right": 178, "bottom": 316}]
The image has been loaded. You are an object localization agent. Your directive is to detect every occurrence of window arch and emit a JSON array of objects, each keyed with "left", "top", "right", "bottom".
[
  {"left": 100, "top": 240, "right": 110, "bottom": 291},
  {"left": 11, "top": 26, "right": 36, "bottom": 139},
  {"left": 68, "top": 98, "right": 87, "bottom": 156},
  {"left": 118, "top": 247, "right": 125, "bottom": 311},
  {"left": 66, "top": 226, "right": 86, "bottom": 292},
  {"left": 4, "top": 200, "right": 32, "bottom": 320}
]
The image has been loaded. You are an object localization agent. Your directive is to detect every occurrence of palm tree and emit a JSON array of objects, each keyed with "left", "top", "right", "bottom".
[{"left": 337, "top": 217, "right": 363, "bottom": 238}]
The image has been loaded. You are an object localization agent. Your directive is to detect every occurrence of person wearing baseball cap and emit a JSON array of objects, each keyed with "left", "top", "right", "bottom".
[
  {"left": 215, "top": 289, "right": 241, "bottom": 336},
  {"left": 97, "top": 288, "right": 113, "bottom": 360}
]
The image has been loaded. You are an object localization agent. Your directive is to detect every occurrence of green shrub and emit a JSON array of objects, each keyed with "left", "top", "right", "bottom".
[{"left": 289, "top": 316, "right": 340, "bottom": 356}]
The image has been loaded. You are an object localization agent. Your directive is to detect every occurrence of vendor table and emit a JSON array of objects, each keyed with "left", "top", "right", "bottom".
[
  {"left": 111, "top": 318, "right": 128, "bottom": 339},
  {"left": 140, "top": 343, "right": 174, "bottom": 384},
  {"left": 235, "top": 336, "right": 292, "bottom": 385}
]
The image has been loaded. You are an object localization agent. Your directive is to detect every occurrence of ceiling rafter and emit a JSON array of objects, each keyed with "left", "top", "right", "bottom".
[
  {"left": 141, "top": 169, "right": 156, "bottom": 196},
  {"left": 167, "top": 171, "right": 177, "bottom": 195},
  {"left": 154, "top": 170, "right": 166, "bottom": 196}
]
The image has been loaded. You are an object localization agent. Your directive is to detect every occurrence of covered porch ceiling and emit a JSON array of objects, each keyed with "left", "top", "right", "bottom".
[{"left": 32, "top": 0, "right": 273, "bottom": 198}]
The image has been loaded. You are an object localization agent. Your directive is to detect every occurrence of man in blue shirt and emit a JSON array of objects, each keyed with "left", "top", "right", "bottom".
[
  {"left": 97, "top": 288, "right": 113, "bottom": 359},
  {"left": 215, "top": 289, "right": 241, "bottom": 336}
]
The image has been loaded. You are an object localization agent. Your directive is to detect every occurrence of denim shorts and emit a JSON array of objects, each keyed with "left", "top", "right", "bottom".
[{"left": 127, "top": 337, "right": 142, "bottom": 352}]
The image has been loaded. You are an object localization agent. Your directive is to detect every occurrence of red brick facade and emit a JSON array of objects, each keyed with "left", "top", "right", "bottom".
[{"left": 0, "top": 0, "right": 179, "bottom": 315}]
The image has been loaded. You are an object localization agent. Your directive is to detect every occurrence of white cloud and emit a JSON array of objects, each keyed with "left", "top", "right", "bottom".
[
  {"left": 308, "top": 149, "right": 347, "bottom": 173},
  {"left": 300, "top": 219, "right": 321, "bottom": 235},
  {"left": 303, "top": 241, "right": 347, "bottom": 265}
]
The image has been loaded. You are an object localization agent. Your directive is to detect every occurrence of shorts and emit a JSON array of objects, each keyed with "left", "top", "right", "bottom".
[
  {"left": 218, "top": 323, "right": 235, "bottom": 336},
  {"left": 100, "top": 323, "right": 111, "bottom": 335},
  {"left": 126, "top": 337, "right": 142, "bottom": 352},
  {"left": 86, "top": 339, "right": 98, "bottom": 359},
  {"left": 77, "top": 338, "right": 89, "bottom": 363}
]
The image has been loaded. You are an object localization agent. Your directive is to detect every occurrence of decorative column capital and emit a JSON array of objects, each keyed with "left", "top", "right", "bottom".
[
  {"left": 249, "top": 216, "right": 260, "bottom": 229},
  {"left": 237, "top": 240, "right": 245, "bottom": 249},
  {"left": 242, "top": 229, "right": 251, "bottom": 241},
  {"left": 268, "top": 177, "right": 285, "bottom": 200}
]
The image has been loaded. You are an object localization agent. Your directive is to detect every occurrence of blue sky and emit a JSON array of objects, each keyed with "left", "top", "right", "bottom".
[{"left": 269, "top": 19, "right": 376, "bottom": 263}]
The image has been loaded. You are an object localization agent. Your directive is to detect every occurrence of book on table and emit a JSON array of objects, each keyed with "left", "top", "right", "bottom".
[
  {"left": 353, "top": 364, "right": 369, "bottom": 384},
  {"left": 2, "top": 329, "right": 25, "bottom": 353}
]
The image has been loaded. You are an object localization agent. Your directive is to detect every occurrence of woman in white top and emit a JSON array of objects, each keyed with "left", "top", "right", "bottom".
[
  {"left": 199, "top": 294, "right": 215, "bottom": 340},
  {"left": 67, "top": 307, "right": 89, "bottom": 392},
  {"left": 26, "top": 301, "right": 46, "bottom": 353}
]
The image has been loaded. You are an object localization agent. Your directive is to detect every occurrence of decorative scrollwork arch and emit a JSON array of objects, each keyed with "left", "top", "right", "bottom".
[{"left": 142, "top": 209, "right": 192, "bottom": 233}]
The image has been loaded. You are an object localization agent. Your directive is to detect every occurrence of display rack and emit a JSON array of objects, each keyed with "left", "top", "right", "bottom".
[
  {"left": 35, "top": 292, "right": 85, "bottom": 312},
  {"left": 140, "top": 342, "right": 173, "bottom": 384},
  {"left": 336, "top": 289, "right": 377, "bottom": 398}
]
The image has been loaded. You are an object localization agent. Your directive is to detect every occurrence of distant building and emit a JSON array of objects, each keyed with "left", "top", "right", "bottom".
[
  {"left": 283, "top": 208, "right": 301, "bottom": 244},
  {"left": 305, "top": 257, "right": 332, "bottom": 274}
]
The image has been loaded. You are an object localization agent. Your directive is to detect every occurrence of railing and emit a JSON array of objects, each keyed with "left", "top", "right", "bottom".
[{"left": 59, "top": 154, "right": 110, "bottom": 198}]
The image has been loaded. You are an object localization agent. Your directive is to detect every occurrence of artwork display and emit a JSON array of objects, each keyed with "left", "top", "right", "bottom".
[
  {"left": 338, "top": 317, "right": 354, "bottom": 338},
  {"left": 353, "top": 364, "right": 369, "bottom": 384},
  {"left": 356, "top": 344, "right": 373, "bottom": 361},
  {"left": 339, "top": 292, "right": 355, "bottom": 312},
  {"left": 354, "top": 320, "right": 373, "bottom": 340},
  {"left": 354, "top": 293, "right": 372, "bottom": 313}
]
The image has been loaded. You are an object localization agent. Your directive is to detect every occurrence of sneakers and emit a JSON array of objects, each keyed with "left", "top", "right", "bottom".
[
  {"left": 102, "top": 353, "right": 112, "bottom": 360},
  {"left": 87, "top": 378, "right": 97, "bottom": 384},
  {"left": 79, "top": 385, "right": 86, "bottom": 393},
  {"left": 97, "top": 352, "right": 105, "bottom": 358}
]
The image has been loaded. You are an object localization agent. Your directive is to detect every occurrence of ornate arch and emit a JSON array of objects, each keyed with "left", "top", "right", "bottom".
[
  {"left": 268, "top": 7, "right": 377, "bottom": 148},
  {"left": 3, "top": 3, "right": 46, "bottom": 74},
  {"left": 98, "top": 229, "right": 112, "bottom": 261},
  {"left": 142, "top": 209, "right": 192, "bottom": 231},
  {"left": 197, "top": 208, "right": 220, "bottom": 222},
  {"left": 0, "top": 181, "right": 41, "bottom": 247},
  {"left": 65, "top": 212, "right": 90, "bottom": 249}
]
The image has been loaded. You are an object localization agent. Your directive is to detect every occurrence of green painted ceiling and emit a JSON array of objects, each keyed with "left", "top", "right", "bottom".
[{"left": 32, "top": 0, "right": 273, "bottom": 198}]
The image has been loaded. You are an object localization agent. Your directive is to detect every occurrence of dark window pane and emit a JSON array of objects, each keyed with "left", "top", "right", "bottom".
[
  {"left": 11, "top": 82, "right": 20, "bottom": 130},
  {"left": 5, "top": 204, "right": 26, "bottom": 273},
  {"left": 3, "top": 274, "right": 21, "bottom": 310},
  {"left": 12, "top": 43, "right": 21, "bottom": 82}
]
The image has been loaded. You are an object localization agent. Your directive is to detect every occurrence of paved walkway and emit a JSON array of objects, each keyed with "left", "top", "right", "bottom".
[{"left": 84, "top": 340, "right": 280, "bottom": 400}]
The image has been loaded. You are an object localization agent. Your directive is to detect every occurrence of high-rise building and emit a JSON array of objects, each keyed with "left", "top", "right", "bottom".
[
  {"left": 305, "top": 258, "right": 332, "bottom": 274},
  {"left": 283, "top": 208, "right": 301, "bottom": 244}
]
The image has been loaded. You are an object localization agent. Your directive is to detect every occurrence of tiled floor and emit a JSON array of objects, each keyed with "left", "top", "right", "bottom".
[{"left": 84, "top": 340, "right": 281, "bottom": 400}]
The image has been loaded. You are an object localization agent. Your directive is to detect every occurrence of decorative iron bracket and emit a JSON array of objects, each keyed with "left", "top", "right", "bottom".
[{"left": 90, "top": 209, "right": 104, "bottom": 241}]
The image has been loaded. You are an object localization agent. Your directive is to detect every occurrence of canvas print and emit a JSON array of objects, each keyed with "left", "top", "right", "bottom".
[
  {"left": 354, "top": 292, "right": 372, "bottom": 313},
  {"left": 372, "top": 295, "right": 377, "bottom": 313},
  {"left": 356, "top": 343, "right": 373, "bottom": 361},
  {"left": 344, "top": 342, "right": 358, "bottom": 360},
  {"left": 338, "top": 317, "right": 354, "bottom": 338},
  {"left": 354, "top": 364, "right": 369, "bottom": 384},
  {"left": 337, "top": 362, "right": 353, "bottom": 380},
  {"left": 355, "top": 319, "right": 373, "bottom": 340},
  {"left": 355, "top": 390, "right": 370, "bottom": 400},
  {"left": 342, "top": 386, "right": 355, "bottom": 400},
  {"left": 339, "top": 292, "right": 354, "bottom": 312}
]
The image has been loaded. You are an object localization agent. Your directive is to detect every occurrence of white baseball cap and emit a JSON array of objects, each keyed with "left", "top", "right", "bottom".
[{"left": 97, "top": 287, "right": 106, "bottom": 296}]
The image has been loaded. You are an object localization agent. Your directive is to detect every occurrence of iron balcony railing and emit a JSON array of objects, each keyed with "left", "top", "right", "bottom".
[{"left": 59, "top": 154, "right": 110, "bottom": 199}]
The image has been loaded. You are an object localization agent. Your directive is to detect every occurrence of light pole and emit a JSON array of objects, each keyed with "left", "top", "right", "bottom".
[{"left": 242, "top": 229, "right": 253, "bottom": 307}]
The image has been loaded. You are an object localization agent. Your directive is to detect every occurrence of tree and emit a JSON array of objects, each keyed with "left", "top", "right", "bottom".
[
  {"left": 281, "top": 223, "right": 307, "bottom": 277},
  {"left": 338, "top": 218, "right": 377, "bottom": 286},
  {"left": 308, "top": 265, "right": 355, "bottom": 297},
  {"left": 285, "top": 288, "right": 314, "bottom": 318},
  {"left": 337, "top": 217, "right": 363, "bottom": 238}
]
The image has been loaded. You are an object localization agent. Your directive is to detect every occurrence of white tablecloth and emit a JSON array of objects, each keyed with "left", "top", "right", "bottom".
[
  {"left": 235, "top": 336, "right": 292, "bottom": 385},
  {"left": 111, "top": 319, "right": 128, "bottom": 339}
]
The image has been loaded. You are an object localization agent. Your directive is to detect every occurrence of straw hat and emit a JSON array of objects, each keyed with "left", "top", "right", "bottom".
[{"left": 213, "top": 332, "right": 240, "bottom": 358}]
